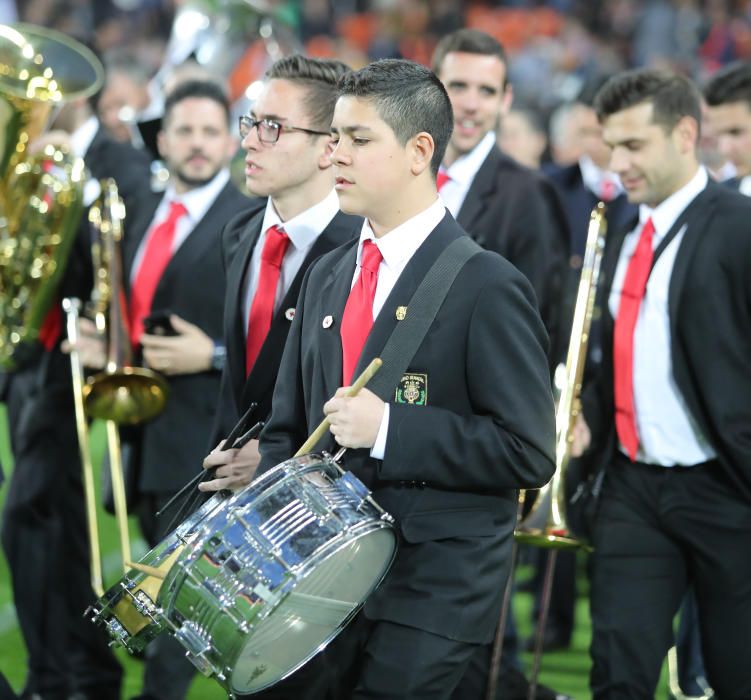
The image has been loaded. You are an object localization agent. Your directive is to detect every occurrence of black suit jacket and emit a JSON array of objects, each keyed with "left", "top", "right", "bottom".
[
  {"left": 258, "top": 213, "right": 556, "bottom": 643},
  {"left": 456, "top": 148, "right": 569, "bottom": 364},
  {"left": 211, "top": 208, "right": 361, "bottom": 443},
  {"left": 582, "top": 181, "right": 751, "bottom": 502},
  {"left": 121, "top": 180, "right": 254, "bottom": 493},
  {"left": 544, "top": 162, "right": 636, "bottom": 257}
]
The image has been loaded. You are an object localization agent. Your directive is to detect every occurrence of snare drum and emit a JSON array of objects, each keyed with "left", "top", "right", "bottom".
[{"left": 159, "top": 453, "right": 396, "bottom": 696}]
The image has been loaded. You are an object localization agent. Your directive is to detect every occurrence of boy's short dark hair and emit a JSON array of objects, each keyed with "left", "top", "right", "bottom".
[
  {"left": 337, "top": 59, "right": 453, "bottom": 177},
  {"left": 431, "top": 29, "right": 508, "bottom": 87},
  {"left": 266, "top": 54, "right": 351, "bottom": 132},
  {"left": 163, "top": 79, "right": 231, "bottom": 126},
  {"left": 704, "top": 61, "right": 751, "bottom": 109},
  {"left": 594, "top": 69, "right": 702, "bottom": 136}
]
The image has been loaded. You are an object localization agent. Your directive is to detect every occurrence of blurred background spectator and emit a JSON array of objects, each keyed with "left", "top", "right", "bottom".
[{"left": 11, "top": 0, "right": 751, "bottom": 166}]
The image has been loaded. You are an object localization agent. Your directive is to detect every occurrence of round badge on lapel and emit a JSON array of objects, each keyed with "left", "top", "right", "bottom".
[
  {"left": 322, "top": 315, "right": 334, "bottom": 329},
  {"left": 285, "top": 307, "right": 295, "bottom": 321}
]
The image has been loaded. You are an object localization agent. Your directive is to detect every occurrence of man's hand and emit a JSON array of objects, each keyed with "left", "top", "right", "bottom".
[
  {"left": 60, "top": 317, "right": 106, "bottom": 369},
  {"left": 199, "top": 439, "right": 261, "bottom": 492},
  {"left": 141, "top": 314, "right": 213, "bottom": 375},
  {"left": 323, "top": 387, "right": 385, "bottom": 449},
  {"left": 570, "top": 413, "right": 592, "bottom": 458},
  {"left": 29, "top": 130, "right": 72, "bottom": 155}
]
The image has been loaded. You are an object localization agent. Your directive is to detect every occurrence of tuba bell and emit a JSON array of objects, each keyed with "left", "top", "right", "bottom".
[{"left": 0, "top": 23, "right": 103, "bottom": 367}]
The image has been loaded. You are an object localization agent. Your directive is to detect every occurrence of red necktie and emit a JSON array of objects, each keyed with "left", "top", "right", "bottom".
[
  {"left": 245, "top": 225, "right": 290, "bottom": 375},
  {"left": 613, "top": 217, "right": 655, "bottom": 460},
  {"left": 38, "top": 158, "right": 62, "bottom": 351},
  {"left": 129, "top": 200, "right": 187, "bottom": 347},
  {"left": 436, "top": 171, "right": 451, "bottom": 191},
  {"left": 340, "top": 240, "right": 383, "bottom": 384}
]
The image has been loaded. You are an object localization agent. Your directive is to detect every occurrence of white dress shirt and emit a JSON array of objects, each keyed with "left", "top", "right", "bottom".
[
  {"left": 130, "top": 168, "right": 231, "bottom": 282},
  {"left": 242, "top": 189, "right": 339, "bottom": 330},
  {"left": 353, "top": 198, "right": 447, "bottom": 459},
  {"left": 608, "top": 166, "right": 715, "bottom": 466},
  {"left": 739, "top": 175, "right": 751, "bottom": 197},
  {"left": 438, "top": 131, "right": 497, "bottom": 217}
]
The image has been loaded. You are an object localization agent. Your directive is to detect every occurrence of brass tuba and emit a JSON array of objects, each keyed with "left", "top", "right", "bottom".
[
  {"left": 0, "top": 23, "right": 103, "bottom": 367},
  {"left": 514, "top": 202, "right": 608, "bottom": 549}
]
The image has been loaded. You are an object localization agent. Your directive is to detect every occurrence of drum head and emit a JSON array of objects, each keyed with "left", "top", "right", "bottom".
[{"left": 229, "top": 526, "right": 395, "bottom": 694}]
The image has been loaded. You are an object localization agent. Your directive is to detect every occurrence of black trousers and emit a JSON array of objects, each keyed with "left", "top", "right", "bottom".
[
  {"left": 1, "top": 365, "right": 122, "bottom": 699},
  {"left": 589, "top": 455, "right": 751, "bottom": 700},
  {"left": 243, "top": 613, "right": 480, "bottom": 700}
]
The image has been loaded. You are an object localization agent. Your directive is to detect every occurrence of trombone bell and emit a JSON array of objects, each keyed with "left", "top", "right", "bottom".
[{"left": 83, "top": 366, "right": 168, "bottom": 425}]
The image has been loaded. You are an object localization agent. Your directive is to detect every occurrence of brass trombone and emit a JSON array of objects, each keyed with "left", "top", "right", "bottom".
[
  {"left": 515, "top": 202, "right": 608, "bottom": 549},
  {"left": 494, "top": 203, "right": 607, "bottom": 700},
  {"left": 64, "top": 180, "right": 168, "bottom": 594}
]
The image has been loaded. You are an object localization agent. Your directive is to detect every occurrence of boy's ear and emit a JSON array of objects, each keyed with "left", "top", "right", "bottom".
[{"left": 410, "top": 131, "right": 435, "bottom": 176}]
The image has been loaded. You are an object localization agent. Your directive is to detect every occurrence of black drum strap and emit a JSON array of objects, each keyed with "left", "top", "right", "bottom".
[{"left": 368, "top": 235, "right": 481, "bottom": 402}]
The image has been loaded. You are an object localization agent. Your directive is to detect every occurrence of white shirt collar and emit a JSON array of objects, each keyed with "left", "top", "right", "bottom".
[
  {"left": 638, "top": 166, "right": 708, "bottom": 240},
  {"left": 442, "top": 131, "right": 497, "bottom": 186},
  {"left": 70, "top": 115, "right": 100, "bottom": 159},
  {"left": 357, "top": 197, "right": 446, "bottom": 271},
  {"left": 163, "top": 168, "right": 230, "bottom": 223},
  {"left": 261, "top": 189, "right": 339, "bottom": 252}
]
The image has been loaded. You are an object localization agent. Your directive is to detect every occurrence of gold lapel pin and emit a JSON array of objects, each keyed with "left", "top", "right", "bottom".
[{"left": 395, "top": 306, "right": 407, "bottom": 321}]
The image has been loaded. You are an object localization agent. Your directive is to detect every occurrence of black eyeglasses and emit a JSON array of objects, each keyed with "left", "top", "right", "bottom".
[{"left": 238, "top": 116, "right": 330, "bottom": 144}]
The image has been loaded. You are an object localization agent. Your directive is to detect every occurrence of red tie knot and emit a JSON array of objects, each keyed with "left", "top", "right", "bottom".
[
  {"left": 167, "top": 200, "right": 188, "bottom": 222},
  {"left": 640, "top": 217, "right": 655, "bottom": 242},
  {"left": 261, "top": 225, "right": 290, "bottom": 267},
  {"left": 360, "top": 239, "right": 383, "bottom": 275},
  {"left": 436, "top": 170, "right": 451, "bottom": 191}
]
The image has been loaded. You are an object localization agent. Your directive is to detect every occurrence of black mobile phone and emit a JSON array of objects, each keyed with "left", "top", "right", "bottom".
[{"left": 143, "top": 310, "right": 177, "bottom": 336}]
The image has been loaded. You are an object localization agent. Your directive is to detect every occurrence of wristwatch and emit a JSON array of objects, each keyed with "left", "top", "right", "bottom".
[{"left": 210, "top": 342, "right": 226, "bottom": 371}]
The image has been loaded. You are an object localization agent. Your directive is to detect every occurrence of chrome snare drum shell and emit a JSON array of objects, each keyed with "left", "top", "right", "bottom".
[{"left": 162, "top": 453, "right": 397, "bottom": 695}]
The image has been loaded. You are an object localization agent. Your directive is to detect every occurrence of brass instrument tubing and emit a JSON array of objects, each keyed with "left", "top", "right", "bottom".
[{"left": 63, "top": 297, "right": 104, "bottom": 597}]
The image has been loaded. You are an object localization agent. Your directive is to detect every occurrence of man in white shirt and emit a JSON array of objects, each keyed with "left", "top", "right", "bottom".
[
  {"left": 575, "top": 68, "right": 751, "bottom": 699},
  {"left": 198, "top": 55, "right": 360, "bottom": 499},
  {"left": 253, "top": 58, "right": 555, "bottom": 699},
  {"left": 71, "top": 79, "right": 253, "bottom": 700},
  {"left": 704, "top": 60, "right": 751, "bottom": 195}
]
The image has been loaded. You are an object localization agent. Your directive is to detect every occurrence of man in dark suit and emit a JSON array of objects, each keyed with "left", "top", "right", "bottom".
[
  {"left": 430, "top": 29, "right": 568, "bottom": 358},
  {"left": 72, "top": 78, "right": 252, "bottom": 700},
  {"left": 1, "top": 93, "right": 151, "bottom": 699},
  {"left": 573, "top": 69, "right": 751, "bottom": 699},
  {"left": 198, "top": 55, "right": 359, "bottom": 493},
  {"left": 704, "top": 60, "right": 751, "bottom": 195},
  {"left": 235, "top": 58, "right": 556, "bottom": 699}
]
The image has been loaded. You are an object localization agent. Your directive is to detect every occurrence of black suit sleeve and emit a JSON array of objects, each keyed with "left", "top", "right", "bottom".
[{"left": 381, "top": 258, "right": 556, "bottom": 491}]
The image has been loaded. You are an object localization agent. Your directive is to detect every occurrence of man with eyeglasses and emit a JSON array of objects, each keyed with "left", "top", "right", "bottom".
[{"left": 199, "top": 55, "right": 359, "bottom": 498}]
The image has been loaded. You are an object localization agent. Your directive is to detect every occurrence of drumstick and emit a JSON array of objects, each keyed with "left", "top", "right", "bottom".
[{"left": 294, "top": 358, "right": 382, "bottom": 457}]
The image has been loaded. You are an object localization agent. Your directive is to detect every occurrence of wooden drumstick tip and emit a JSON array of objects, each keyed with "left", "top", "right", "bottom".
[{"left": 126, "top": 560, "right": 168, "bottom": 580}]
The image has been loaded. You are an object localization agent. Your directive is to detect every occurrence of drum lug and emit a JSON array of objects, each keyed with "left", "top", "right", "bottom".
[
  {"left": 338, "top": 471, "right": 371, "bottom": 508},
  {"left": 175, "top": 620, "right": 218, "bottom": 677}
]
